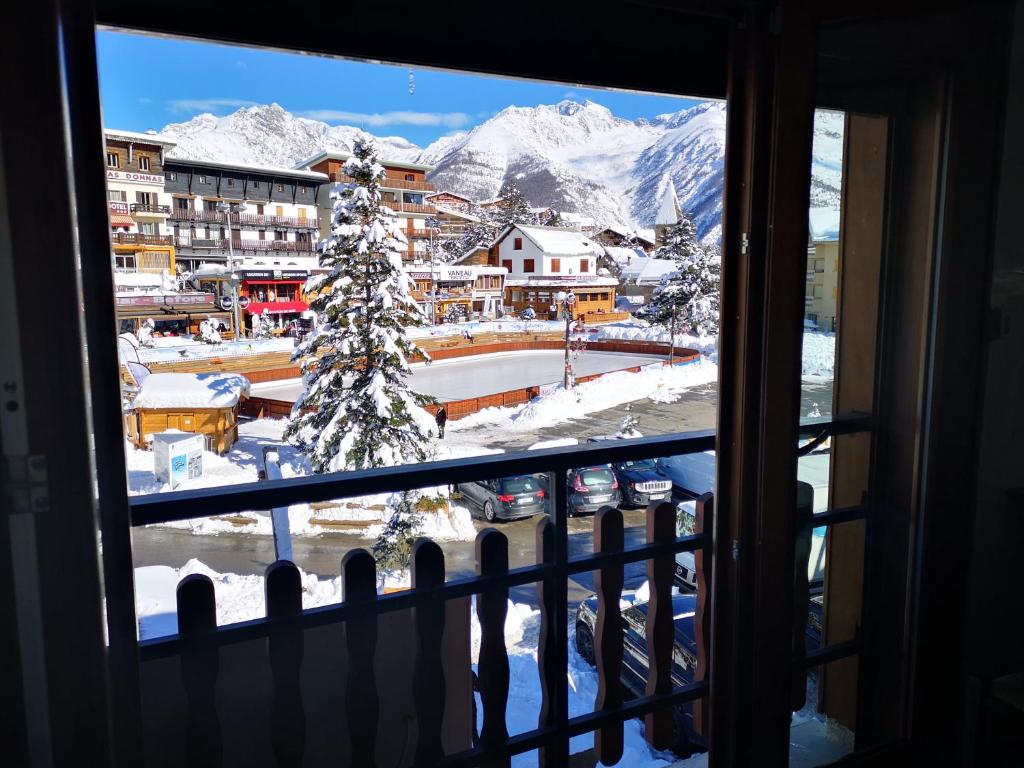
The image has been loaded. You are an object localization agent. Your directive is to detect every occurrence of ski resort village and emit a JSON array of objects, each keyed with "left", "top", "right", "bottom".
[{"left": 102, "top": 43, "right": 842, "bottom": 768}]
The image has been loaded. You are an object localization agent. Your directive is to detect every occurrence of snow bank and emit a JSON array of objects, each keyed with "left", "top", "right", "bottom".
[
  {"left": 132, "top": 372, "right": 251, "bottom": 409},
  {"left": 590, "top": 320, "right": 718, "bottom": 360},
  {"left": 801, "top": 332, "right": 836, "bottom": 380},
  {"left": 452, "top": 359, "right": 718, "bottom": 434},
  {"left": 136, "top": 337, "right": 295, "bottom": 363}
]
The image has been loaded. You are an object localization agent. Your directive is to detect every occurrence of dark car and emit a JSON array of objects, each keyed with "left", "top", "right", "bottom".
[
  {"left": 575, "top": 591, "right": 826, "bottom": 755},
  {"left": 611, "top": 458, "right": 674, "bottom": 508},
  {"left": 456, "top": 475, "right": 547, "bottom": 522},
  {"left": 575, "top": 593, "right": 705, "bottom": 755},
  {"left": 567, "top": 465, "right": 621, "bottom": 516}
]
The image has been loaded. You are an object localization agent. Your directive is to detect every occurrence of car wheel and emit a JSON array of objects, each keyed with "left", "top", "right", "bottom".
[
  {"left": 483, "top": 500, "right": 497, "bottom": 522},
  {"left": 576, "top": 623, "right": 595, "bottom": 664}
]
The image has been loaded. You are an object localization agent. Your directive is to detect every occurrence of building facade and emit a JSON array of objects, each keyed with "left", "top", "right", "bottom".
[
  {"left": 297, "top": 151, "right": 437, "bottom": 262},
  {"left": 404, "top": 263, "right": 507, "bottom": 322},
  {"left": 104, "top": 129, "right": 177, "bottom": 274},
  {"left": 489, "top": 224, "right": 618, "bottom": 320},
  {"left": 806, "top": 208, "right": 840, "bottom": 331},
  {"left": 163, "top": 158, "right": 326, "bottom": 273}
]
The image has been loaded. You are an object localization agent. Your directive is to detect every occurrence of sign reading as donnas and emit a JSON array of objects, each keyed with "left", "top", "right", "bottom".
[{"left": 106, "top": 170, "right": 164, "bottom": 186}]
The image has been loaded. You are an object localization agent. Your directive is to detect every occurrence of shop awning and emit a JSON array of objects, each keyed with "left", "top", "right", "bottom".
[
  {"left": 245, "top": 300, "right": 308, "bottom": 315},
  {"left": 110, "top": 214, "right": 134, "bottom": 227}
]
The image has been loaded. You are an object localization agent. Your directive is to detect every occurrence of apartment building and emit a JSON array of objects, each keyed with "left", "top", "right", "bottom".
[
  {"left": 163, "top": 158, "right": 327, "bottom": 272},
  {"left": 104, "top": 128, "right": 177, "bottom": 273},
  {"left": 296, "top": 151, "right": 437, "bottom": 262},
  {"left": 806, "top": 208, "right": 840, "bottom": 331},
  {"left": 489, "top": 224, "right": 618, "bottom": 320}
]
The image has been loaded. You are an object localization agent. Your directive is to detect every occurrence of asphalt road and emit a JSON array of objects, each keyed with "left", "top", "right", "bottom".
[{"left": 249, "top": 349, "right": 665, "bottom": 402}]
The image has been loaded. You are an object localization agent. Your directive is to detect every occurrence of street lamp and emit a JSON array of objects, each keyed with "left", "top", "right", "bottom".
[
  {"left": 556, "top": 290, "right": 577, "bottom": 388},
  {"left": 216, "top": 200, "right": 246, "bottom": 338}
]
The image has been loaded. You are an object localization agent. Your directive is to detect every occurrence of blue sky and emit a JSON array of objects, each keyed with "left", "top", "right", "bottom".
[{"left": 96, "top": 31, "right": 703, "bottom": 148}]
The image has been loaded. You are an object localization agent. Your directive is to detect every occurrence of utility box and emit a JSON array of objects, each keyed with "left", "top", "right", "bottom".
[{"left": 152, "top": 431, "right": 204, "bottom": 490}]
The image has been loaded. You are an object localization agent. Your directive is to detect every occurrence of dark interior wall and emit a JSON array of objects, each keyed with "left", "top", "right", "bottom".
[{"left": 966, "top": 0, "right": 1024, "bottom": 681}]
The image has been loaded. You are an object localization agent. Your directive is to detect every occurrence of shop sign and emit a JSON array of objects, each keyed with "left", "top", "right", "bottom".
[
  {"left": 106, "top": 170, "right": 164, "bottom": 185},
  {"left": 109, "top": 201, "right": 129, "bottom": 215},
  {"left": 219, "top": 296, "right": 234, "bottom": 310},
  {"left": 237, "top": 296, "right": 251, "bottom": 309}
]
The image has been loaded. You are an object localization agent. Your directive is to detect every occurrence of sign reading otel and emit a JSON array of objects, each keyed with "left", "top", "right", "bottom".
[{"left": 107, "top": 170, "right": 164, "bottom": 186}]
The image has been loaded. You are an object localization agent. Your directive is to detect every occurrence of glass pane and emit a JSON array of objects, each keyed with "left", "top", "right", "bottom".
[{"left": 790, "top": 659, "right": 859, "bottom": 766}]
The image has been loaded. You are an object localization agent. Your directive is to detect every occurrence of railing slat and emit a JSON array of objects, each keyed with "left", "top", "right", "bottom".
[
  {"left": 412, "top": 539, "right": 447, "bottom": 766},
  {"left": 644, "top": 501, "right": 676, "bottom": 750},
  {"left": 534, "top": 517, "right": 560, "bottom": 768},
  {"left": 593, "top": 506, "right": 624, "bottom": 765},
  {"left": 693, "top": 493, "right": 713, "bottom": 736},
  {"left": 265, "top": 560, "right": 305, "bottom": 766},
  {"left": 176, "top": 574, "right": 222, "bottom": 768},
  {"left": 791, "top": 483, "right": 814, "bottom": 711},
  {"left": 475, "top": 529, "right": 510, "bottom": 768},
  {"left": 342, "top": 549, "right": 379, "bottom": 768}
]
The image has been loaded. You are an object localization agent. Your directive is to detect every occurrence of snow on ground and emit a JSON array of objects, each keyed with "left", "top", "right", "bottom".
[
  {"left": 449, "top": 358, "right": 718, "bottom": 438},
  {"left": 132, "top": 372, "right": 251, "bottom": 409},
  {"left": 127, "top": 419, "right": 478, "bottom": 541},
  {"left": 801, "top": 331, "right": 836, "bottom": 380},
  {"left": 134, "top": 336, "right": 296, "bottom": 363}
]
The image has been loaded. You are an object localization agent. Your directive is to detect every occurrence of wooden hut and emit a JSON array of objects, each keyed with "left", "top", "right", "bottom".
[{"left": 126, "top": 372, "right": 251, "bottom": 454}]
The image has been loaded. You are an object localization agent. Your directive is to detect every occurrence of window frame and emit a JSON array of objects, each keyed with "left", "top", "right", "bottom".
[{"left": 523, "top": 257, "right": 535, "bottom": 273}]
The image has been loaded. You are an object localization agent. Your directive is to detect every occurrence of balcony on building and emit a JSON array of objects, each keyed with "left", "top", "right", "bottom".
[{"left": 129, "top": 202, "right": 171, "bottom": 219}]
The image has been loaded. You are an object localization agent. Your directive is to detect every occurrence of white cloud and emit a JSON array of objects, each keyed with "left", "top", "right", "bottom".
[
  {"left": 167, "top": 98, "right": 258, "bottom": 114},
  {"left": 298, "top": 109, "right": 472, "bottom": 128}
]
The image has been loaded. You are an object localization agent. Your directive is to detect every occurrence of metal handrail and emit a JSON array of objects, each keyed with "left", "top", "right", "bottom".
[{"left": 130, "top": 414, "right": 869, "bottom": 526}]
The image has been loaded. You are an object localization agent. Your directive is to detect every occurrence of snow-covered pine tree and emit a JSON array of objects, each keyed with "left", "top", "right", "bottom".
[
  {"left": 137, "top": 318, "right": 155, "bottom": 348},
  {"left": 437, "top": 220, "right": 497, "bottom": 262},
  {"left": 493, "top": 180, "right": 534, "bottom": 227},
  {"left": 194, "top": 317, "right": 222, "bottom": 345},
  {"left": 616, "top": 404, "right": 642, "bottom": 438},
  {"left": 372, "top": 490, "right": 422, "bottom": 571},
  {"left": 254, "top": 309, "right": 275, "bottom": 339},
  {"left": 646, "top": 241, "right": 722, "bottom": 341},
  {"left": 284, "top": 137, "right": 437, "bottom": 474},
  {"left": 653, "top": 211, "right": 699, "bottom": 263}
]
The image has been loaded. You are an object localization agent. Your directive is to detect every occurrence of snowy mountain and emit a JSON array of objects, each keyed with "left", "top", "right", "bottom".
[
  {"left": 157, "top": 100, "right": 840, "bottom": 243},
  {"left": 160, "top": 103, "right": 422, "bottom": 167}
]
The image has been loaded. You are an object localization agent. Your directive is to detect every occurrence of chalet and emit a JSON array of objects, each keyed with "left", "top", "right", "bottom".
[
  {"left": 488, "top": 224, "right": 619, "bottom": 320},
  {"left": 593, "top": 224, "right": 656, "bottom": 252},
  {"left": 296, "top": 151, "right": 437, "bottom": 262},
  {"left": 806, "top": 207, "right": 841, "bottom": 331},
  {"left": 403, "top": 263, "right": 507, "bottom": 321},
  {"left": 425, "top": 190, "right": 473, "bottom": 211}
]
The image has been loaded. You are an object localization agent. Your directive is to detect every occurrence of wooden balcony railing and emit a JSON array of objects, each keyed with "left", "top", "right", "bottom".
[
  {"left": 332, "top": 171, "right": 436, "bottom": 193},
  {"left": 110, "top": 232, "right": 174, "bottom": 246},
  {"left": 403, "top": 202, "right": 437, "bottom": 215},
  {"left": 129, "top": 203, "right": 171, "bottom": 215},
  {"left": 173, "top": 236, "right": 316, "bottom": 253},
  {"left": 117, "top": 415, "right": 870, "bottom": 767},
  {"left": 169, "top": 209, "right": 319, "bottom": 228}
]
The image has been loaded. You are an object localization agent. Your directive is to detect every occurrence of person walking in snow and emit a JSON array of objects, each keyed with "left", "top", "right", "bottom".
[{"left": 435, "top": 406, "right": 448, "bottom": 439}]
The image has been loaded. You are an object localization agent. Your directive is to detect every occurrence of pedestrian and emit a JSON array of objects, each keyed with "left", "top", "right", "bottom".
[{"left": 435, "top": 406, "right": 448, "bottom": 439}]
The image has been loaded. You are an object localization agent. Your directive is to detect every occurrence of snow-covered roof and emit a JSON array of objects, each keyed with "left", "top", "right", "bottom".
[
  {"left": 602, "top": 245, "right": 645, "bottom": 266},
  {"left": 166, "top": 156, "right": 328, "bottom": 182},
  {"left": 620, "top": 257, "right": 679, "bottom": 284},
  {"left": 636, "top": 228, "right": 656, "bottom": 245},
  {"left": 500, "top": 224, "right": 604, "bottom": 257},
  {"left": 104, "top": 127, "right": 177, "bottom": 148},
  {"left": 433, "top": 205, "right": 481, "bottom": 223},
  {"left": 132, "top": 373, "right": 251, "bottom": 410},
  {"left": 113, "top": 271, "right": 172, "bottom": 289},
  {"left": 505, "top": 276, "right": 618, "bottom": 288},
  {"left": 191, "top": 263, "right": 228, "bottom": 277},
  {"left": 809, "top": 207, "right": 840, "bottom": 242},
  {"left": 425, "top": 190, "right": 472, "bottom": 203},
  {"left": 558, "top": 212, "right": 596, "bottom": 228},
  {"left": 293, "top": 150, "right": 434, "bottom": 173},
  {"left": 655, "top": 175, "right": 681, "bottom": 227}
]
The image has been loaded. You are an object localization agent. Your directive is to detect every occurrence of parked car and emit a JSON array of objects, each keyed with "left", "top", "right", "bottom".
[
  {"left": 456, "top": 475, "right": 547, "bottom": 522},
  {"left": 611, "top": 458, "right": 674, "bottom": 508},
  {"left": 575, "top": 593, "right": 705, "bottom": 755},
  {"left": 567, "top": 465, "right": 621, "bottom": 516},
  {"left": 574, "top": 591, "right": 824, "bottom": 756}
]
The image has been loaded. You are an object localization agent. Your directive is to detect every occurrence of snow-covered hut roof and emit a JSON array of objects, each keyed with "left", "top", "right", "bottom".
[
  {"left": 426, "top": 190, "right": 472, "bottom": 203},
  {"left": 602, "top": 245, "right": 645, "bottom": 267},
  {"left": 132, "top": 373, "right": 251, "bottom": 410},
  {"left": 433, "top": 205, "right": 481, "bottom": 223},
  {"left": 655, "top": 175, "right": 681, "bottom": 227},
  {"left": 620, "top": 257, "right": 680, "bottom": 284},
  {"left": 636, "top": 228, "right": 656, "bottom": 245},
  {"left": 496, "top": 224, "right": 604, "bottom": 257},
  {"left": 809, "top": 207, "right": 840, "bottom": 242}
]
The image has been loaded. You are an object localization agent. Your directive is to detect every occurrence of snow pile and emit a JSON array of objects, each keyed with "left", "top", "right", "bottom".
[
  {"left": 136, "top": 337, "right": 295, "bottom": 363},
  {"left": 590, "top": 320, "right": 718, "bottom": 359},
  {"left": 452, "top": 358, "right": 717, "bottom": 434},
  {"left": 802, "top": 332, "right": 836, "bottom": 380},
  {"left": 131, "top": 372, "right": 251, "bottom": 409}
]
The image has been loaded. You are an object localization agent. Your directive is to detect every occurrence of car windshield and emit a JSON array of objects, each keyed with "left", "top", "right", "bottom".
[
  {"left": 620, "top": 459, "right": 657, "bottom": 470},
  {"left": 500, "top": 476, "right": 540, "bottom": 494},
  {"left": 579, "top": 468, "right": 614, "bottom": 486}
]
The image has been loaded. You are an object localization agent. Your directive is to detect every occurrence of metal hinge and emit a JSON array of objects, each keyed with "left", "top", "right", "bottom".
[
  {"left": 741, "top": 232, "right": 750, "bottom": 255},
  {"left": 5, "top": 454, "right": 49, "bottom": 516}
]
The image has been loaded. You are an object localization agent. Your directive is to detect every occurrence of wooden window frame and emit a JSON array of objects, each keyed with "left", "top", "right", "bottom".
[
  {"left": 513, "top": 236, "right": 522, "bottom": 250},
  {"left": 106, "top": 151, "right": 118, "bottom": 168},
  {"left": 523, "top": 258, "right": 535, "bottom": 273},
  {"left": 550, "top": 257, "right": 561, "bottom": 272}
]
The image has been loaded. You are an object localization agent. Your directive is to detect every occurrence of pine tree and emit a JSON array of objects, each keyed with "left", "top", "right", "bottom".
[
  {"left": 494, "top": 180, "right": 534, "bottom": 227},
  {"left": 372, "top": 490, "right": 423, "bottom": 571},
  {"left": 437, "top": 220, "right": 497, "bottom": 263},
  {"left": 254, "top": 309, "right": 275, "bottom": 339},
  {"left": 646, "top": 242, "right": 721, "bottom": 340},
  {"left": 194, "top": 317, "right": 222, "bottom": 345},
  {"left": 653, "top": 212, "right": 699, "bottom": 263},
  {"left": 285, "top": 138, "right": 437, "bottom": 474}
]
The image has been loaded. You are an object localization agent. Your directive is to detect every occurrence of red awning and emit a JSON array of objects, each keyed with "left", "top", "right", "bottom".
[
  {"left": 110, "top": 214, "right": 134, "bottom": 227},
  {"left": 245, "top": 300, "right": 308, "bottom": 316}
]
